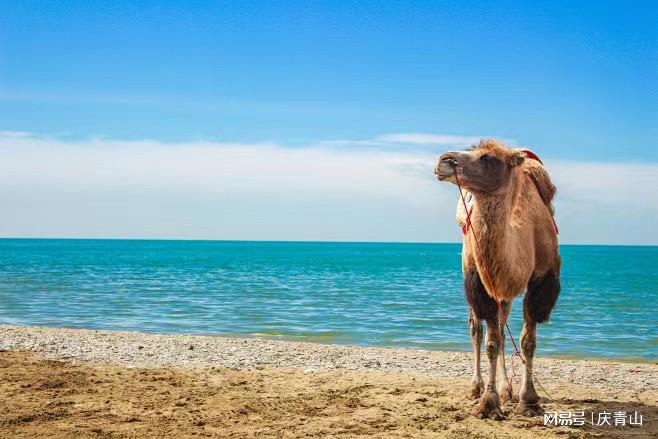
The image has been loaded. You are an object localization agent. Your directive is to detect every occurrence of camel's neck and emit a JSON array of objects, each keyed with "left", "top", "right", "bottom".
[
  {"left": 469, "top": 171, "right": 520, "bottom": 281},
  {"left": 472, "top": 194, "right": 512, "bottom": 240}
]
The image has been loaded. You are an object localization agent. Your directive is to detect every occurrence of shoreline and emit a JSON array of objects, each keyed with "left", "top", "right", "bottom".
[
  {"left": 2, "top": 323, "right": 654, "bottom": 366},
  {"left": 231, "top": 333, "right": 657, "bottom": 365},
  {"left": 1, "top": 324, "right": 657, "bottom": 438},
  {"left": 1, "top": 324, "right": 656, "bottom": 392}
]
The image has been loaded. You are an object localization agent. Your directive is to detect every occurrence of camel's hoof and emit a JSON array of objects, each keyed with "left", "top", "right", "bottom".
[
  {"left": 473, "top": 392, "right": 505, "bottom": 421},
  {"left": 498, "top": 387, "right": 517, "bottom": 404},
  {"left": 467, "top": 384, "right": 483, "bottom": 400},
  {"left": 514, "top": 401, "right": 544, "bottom": 417}
]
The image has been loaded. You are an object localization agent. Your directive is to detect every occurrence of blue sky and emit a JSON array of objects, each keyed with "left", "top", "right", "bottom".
[{"left": 0, "top": 1, "right": 657, "bottom": 243}]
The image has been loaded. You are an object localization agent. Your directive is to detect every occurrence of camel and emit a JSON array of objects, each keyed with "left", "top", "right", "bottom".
[{"left": 434, "top": 139, "right": 560, "bottom": 420}]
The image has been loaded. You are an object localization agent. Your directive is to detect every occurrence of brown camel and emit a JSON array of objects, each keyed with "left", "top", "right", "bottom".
[{"left": 434, "top": 139, "right": 560, "bottom": 420}]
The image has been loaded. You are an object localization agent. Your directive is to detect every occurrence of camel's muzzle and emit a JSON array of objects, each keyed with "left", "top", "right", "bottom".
[{"left": 435, "top": 153, "right": 459, "bottom": 181}]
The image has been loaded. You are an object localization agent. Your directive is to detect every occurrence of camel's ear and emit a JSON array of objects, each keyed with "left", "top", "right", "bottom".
[{"left": 510, "top": 150, "right": 526, "bottom": 167}]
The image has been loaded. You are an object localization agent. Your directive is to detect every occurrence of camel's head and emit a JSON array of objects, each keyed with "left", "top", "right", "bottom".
[{"left": 435, "top": 139, "right": 525, "bottom": 194}]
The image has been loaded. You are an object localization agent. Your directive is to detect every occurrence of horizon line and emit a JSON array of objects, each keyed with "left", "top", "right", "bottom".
[{"left": 0, "top": 236, "right": 656, "bottom": 247}]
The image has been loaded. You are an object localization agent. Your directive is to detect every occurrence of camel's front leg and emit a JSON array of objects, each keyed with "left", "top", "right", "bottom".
[
  {"left": 514, "top": 320, "right": 543, "bottom": 416},
  {"left": 496, "top": 301, "right": 515, "bottom": 403},
  {"left": 467, "top": 309, "right": 484, "bottom": 399},
  {"left": 474, "top": 317, "right": 504, "bottom": 420}
]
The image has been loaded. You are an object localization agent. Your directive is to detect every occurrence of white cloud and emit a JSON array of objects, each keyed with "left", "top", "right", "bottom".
[
  {"left": 0, "top": 131, "right": 656, "bottom": 244},
  {"left": 548, "top": 160, "right": 658, "bottom": 244},
  {"left": 0, "top": 132, "right": 454, "bottom": 242}
]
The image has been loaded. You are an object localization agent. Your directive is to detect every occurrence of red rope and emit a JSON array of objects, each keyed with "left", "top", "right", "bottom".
[{"left": 505, "top": 323, "right": 524, "bottom": 393}]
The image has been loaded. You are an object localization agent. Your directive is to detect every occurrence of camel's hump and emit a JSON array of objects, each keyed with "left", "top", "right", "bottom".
[{"left": 522, "top": 157, "right": 556, "bottom": 212}]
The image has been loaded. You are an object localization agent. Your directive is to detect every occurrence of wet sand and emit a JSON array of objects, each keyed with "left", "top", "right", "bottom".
[{"left": 0, "top": 325, "right": 656, "bottom": 438}]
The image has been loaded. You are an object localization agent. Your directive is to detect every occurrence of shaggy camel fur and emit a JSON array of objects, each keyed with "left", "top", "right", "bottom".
[{"left": 435, "top": 139, "right": 560, "bottom": 420}]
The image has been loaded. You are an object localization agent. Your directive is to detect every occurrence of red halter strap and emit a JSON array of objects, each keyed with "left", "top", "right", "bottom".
[{"left": 520, "top": 148, "right": 543, "bottom": 164}]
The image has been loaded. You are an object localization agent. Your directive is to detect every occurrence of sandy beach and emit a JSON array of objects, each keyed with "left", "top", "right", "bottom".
[{"left": 1, "top": 325, "right": 656, "bottom": 438}]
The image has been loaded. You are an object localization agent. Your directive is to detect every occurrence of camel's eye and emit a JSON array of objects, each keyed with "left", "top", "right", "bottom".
[{"left": 479, "top": 154, "right": 500, "bottom": 170}]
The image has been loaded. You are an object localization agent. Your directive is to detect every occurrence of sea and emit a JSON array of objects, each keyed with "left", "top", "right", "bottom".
[{"left": 0, "top": 239, "right": 655, "bottom": 361}]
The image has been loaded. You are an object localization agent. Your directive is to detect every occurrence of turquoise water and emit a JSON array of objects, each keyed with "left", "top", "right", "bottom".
[{"left": 0, "top": 239, "right": 656, "bottom": 360}]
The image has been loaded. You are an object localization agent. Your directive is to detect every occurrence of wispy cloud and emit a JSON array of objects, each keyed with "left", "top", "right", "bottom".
[
  {"left": 0, "top": 131, "right": 655, "bottom": 244},
  {"left": 375, "top": 133, "right": 485, "bottom": 147},
  {"left": 314, "top": 133, "right": 515, "bottom": 153}
]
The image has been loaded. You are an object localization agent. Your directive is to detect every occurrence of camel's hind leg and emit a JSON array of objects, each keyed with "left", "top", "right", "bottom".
[
  {"left": 467, "top": 309, "right": 484, "bottom": 399},
  {"left": 515, "top": 271, "right": 560, "bottom": 417},
  {"left": 515, "top": 319, "right": 541, "bottom": 416}
]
